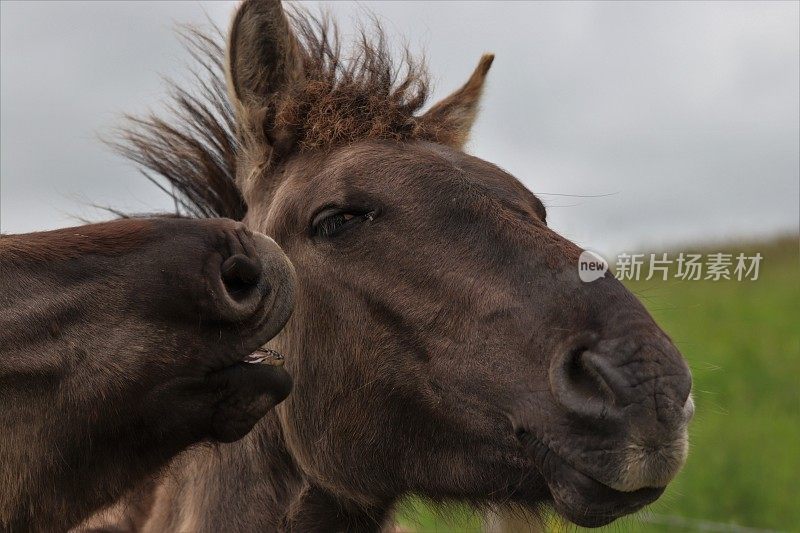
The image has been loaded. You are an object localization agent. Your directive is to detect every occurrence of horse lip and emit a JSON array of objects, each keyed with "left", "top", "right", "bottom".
[{"left": 521, "top": 433, "right": 665, "bottom": 527}]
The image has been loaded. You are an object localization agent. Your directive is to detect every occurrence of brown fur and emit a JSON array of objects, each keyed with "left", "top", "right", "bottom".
[
  {"left": 0, "top": 218, "right": 294, "bottom": 532},
  {"left": 107, "top": 1, "right": 693, "bottom": 530},
  {"left": 0, "top": 219, "right": 151, "bottom": 262}
]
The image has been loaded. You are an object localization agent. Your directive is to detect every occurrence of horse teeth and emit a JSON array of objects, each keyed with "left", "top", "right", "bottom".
[{"left": 244, "top": 348, "right": 284, "bottom": 366}]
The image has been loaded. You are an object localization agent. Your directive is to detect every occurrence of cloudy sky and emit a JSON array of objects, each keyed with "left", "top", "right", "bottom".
[{"left": 1, "top": 1, "right": 798, "bottom": 254}]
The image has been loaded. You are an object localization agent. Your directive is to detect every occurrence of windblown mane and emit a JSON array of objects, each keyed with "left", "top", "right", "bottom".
[
  {"left": 114, "top": 9, "right": 431, "bottom": 221},
  {"left": 274, "top": 11, "right": 429, "bottom": 151},
  {"left": 114, "top": 27, "right": 244, "bottom": 220}
]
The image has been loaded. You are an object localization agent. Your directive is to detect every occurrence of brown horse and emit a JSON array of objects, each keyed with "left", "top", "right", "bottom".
[
  {"left": 115, "top": 1, "right": 694, "bottom": 529},
  {"left": 0, "top": 217, "right": 294, "bottom": 531}
]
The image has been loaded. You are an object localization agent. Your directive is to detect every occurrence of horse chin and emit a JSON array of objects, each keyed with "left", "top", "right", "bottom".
[{"left": 520, "top": 437, "right": 665, "bottom": 528}]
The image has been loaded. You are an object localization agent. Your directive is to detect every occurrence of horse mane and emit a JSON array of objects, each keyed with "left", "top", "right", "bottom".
[
  {"left": 112, "top": 26, "right": 244, "bottom": 220},
  {"left": 113, "top": 8, "right": 431, "bottom": 221},
  {"left": 274, "top": 10, "right": 430, "bottom": 151}
]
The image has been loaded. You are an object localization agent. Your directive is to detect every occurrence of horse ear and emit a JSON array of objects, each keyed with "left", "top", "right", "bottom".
[
  {"left": 227, "top": 0, "right": 302, "bottom": 105},
  {"left": 417, "top": 54, "right": 494, "bottom": 150},
  {"left": 227, "top": 0, "right": 303, "bottom": 153}
]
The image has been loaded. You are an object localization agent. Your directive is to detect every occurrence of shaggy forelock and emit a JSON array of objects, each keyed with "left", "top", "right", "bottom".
[
  {"left": 273, "top": 9, "right": 431, "bottom": 152},
  {"left": 112, "top": 8, "right": 437, "bottom": 221}
]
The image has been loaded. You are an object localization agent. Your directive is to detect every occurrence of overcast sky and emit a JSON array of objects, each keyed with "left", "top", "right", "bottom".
[{"left": 1, "top": 1, "right": 798, "bottom": 254}]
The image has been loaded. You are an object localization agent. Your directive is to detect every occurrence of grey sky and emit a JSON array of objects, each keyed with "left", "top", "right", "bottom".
[{"left": 1, "top": 1, "right": 798, "bottom": 255}]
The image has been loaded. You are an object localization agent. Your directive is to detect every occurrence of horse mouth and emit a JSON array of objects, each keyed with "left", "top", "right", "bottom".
[
  {"left": 243, "top": 347, "right": 285, "bottom": 366},
  {"left": 521, "top": 434, "right": 664, "bottom": 527}
]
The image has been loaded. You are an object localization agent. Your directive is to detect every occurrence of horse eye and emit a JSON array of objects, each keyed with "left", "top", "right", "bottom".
[{"left": 312, "top": 209, "right": 375, "bottom": 238}]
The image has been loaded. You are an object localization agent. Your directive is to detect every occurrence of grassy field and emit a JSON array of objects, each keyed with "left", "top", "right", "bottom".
[{"left": 397, "top": 236, "right": 800, "bottom": 532}]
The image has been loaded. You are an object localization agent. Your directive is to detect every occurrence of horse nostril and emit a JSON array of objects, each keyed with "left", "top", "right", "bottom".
[
  {"left": 221, "top": 254, "right": 266, "bottom": 301},
  {"left": 204, "top": 229, "right": 292, "bottom": 325},
  {"left": 568, "top": 351, "right": 612, "bottom": 403},
  {"left": 549, "top": 335, "right": 625, "bottom": 424},
  {"left": 550, "top": 334, "right": 693, "bottom": 432},
  {"left": 580, "top": 351, "right": 631, "bottom": 404}
]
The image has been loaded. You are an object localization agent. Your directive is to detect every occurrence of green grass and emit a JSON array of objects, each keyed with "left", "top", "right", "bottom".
[{"left": 397, "top": 236, "right": 800, "bottom": 532}]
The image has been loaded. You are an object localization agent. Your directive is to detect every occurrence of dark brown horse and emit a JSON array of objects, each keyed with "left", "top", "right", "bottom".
[
  {"left": 0, "top": 217, "right": 294, "bottom": 531},
  {"left": 113, "top": 1, "right": 694, "bottom": 529}
]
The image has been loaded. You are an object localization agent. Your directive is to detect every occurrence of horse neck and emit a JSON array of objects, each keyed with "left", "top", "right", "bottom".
[
  {"left": 153, "top": 412, "right": 393, "bottom": 532},
  {"left": 150, "top": 412, "right": 304, "bottom": 531}
]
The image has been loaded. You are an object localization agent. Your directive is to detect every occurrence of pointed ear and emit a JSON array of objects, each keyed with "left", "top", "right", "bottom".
[
  {"left": 417, "top": 54, "right": 494, "bottom": 149},
  {"left": 227, "top": 0, "right": 303, "bottom": 155},
  {"left": 227, "top": 0, "right": 302, "bottom": 106}
]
